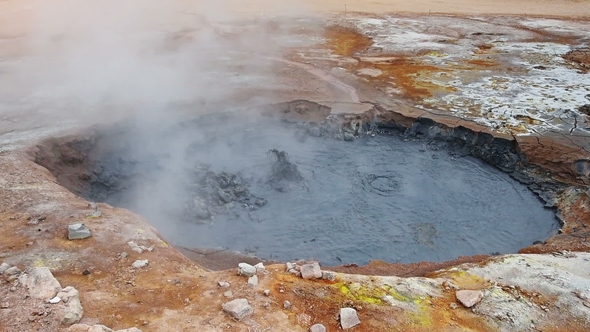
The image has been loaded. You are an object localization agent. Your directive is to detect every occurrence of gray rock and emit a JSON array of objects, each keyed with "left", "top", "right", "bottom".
[
  {"left": 223, "top": 291, "right": 233, "bottom": 298},
  {"left": 237, "top": 263, "right": 256, "bottom": 277},
  {"left": 340, "top": 307, "right": 360, "bottom": 329},
  {"left": 343, "top": 132, "right": 355, "bottom": 141},
  {"left": 193, "top": 198, "right": 211, "bottom": 219},
  {"left": 132, "top": 260, "right": 149, "bottom": 269},
  {"left": 18, "top": 267, "right": 62, "bottom": 299},
  {"left": 68, "top": 223, "right": 92, "bottom": 240},
  {"left": 286, "top": 262, "right": 296, "bottom": 271},
  {"left": 57, "top": 286, "right": 83, "bottom": 325},
  {"left": 254, "top": 262, "right": 265, "bottom": 272},
  {"left": 222, "top": 298, "right": 253, "bottom": 320},
  {"left": 217, "top": 189, "right": 235, "bottom": 204},
  {"left": 310, "top": 323, "right": 327, "bottom": 332},
  {"left": 88, "top": 208, "right": 102, "bottom": 218},
  {"left": 0, "top": 262, "right": 10, "bottom": 274},
  {"left": 300, "top": 262, "right": 322, "bottom": 279},
  {"left": 4, "top": 266, "right": 21, "bottom": 276},
  {"left": 218, "top": 281, "right": 230, "bottom": 288},
  {"left": 247, "top": 275, "right": 258, "bottom": 287},
  {"left": 255, "top": 198, "right": 267, "bottom": 207},
  {"left": 321, "top": 271, "right": 336, "bottom": 281},
  {"left": 283, "top": 300, "right": 291, "bottom": 309},
  {"left": 456, "top": 290, "right": 484, "bottom": 308}
]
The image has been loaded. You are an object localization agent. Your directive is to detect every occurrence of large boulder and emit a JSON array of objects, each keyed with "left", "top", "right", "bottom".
[{"left": 18, "top": 267, "right": 62, "bottom": 300}]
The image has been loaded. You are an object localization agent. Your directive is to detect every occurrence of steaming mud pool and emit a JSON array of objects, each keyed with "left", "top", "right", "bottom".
[{"left": 85, "top": 115, "right": 558, "bottom": 266}]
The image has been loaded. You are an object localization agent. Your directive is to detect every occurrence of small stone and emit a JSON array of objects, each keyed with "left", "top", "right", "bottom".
[
  {"left": 340, "top": 307, "right": 360, "bottom": 329},
  {"left": 218, "top": 281, "right": 230, "bottom": 288},
  {"left": 49, "top": 296, "right": 61, "bottom": 304},
  {"left": 300, "top": 262, "right": 322, "bottom": 279},
  {"left": 456, "top": 290, "right": 484, "bottom": 308},
  {"left": 67, "top": 223, "right": 92, "bottom": 240},
  {"left": 286, "top": 262, "right": 296, "bottom": 271},
  {"left": 247, "top": 275, "right": 258, "bottom": 287},
  {"left": 82, "top": 270, "right": 91, "bottom": 276},
  {"left": 283, "top": 300, "right": 291, "bottom": 309},
  {"left": 1, "top": 302, "right": 8, "bottom": 309},
  {"left": 263, "top": 290, "right": 270, "bottom": 296},
  {"left": 449, "top": 303, "right": 458, "bottom": 309},
  {"left": 9, "top": 286, "right": 16, "bottom": 292},
  {"left": 132, "top": 260, "right": 149, "bottom": 269},
  {"left": 310, "top": 323, "right": 327, "bottom": 332},
  {"left": 222, "top": 298, "right": 253, "bottom": 320},
  {"left": 0, "top": 262, "right": 10, "bottom": 274},
  {"left": 223, "top": 291, "right": 233, "bottom": 298},
  {"left": 120, "top": 252, "right": 129, "bottom": 258},
  {"left": 254, "top": 262, "right": 265, "bottom": 271},
  {"left": 321, "top": 271, "right": 335, "bottom": 281},
  {"left": 255, "top": 198, "right": 267, "bottom": 207},
  {"left": 88, "top": 209, "right": 102, "bottom": 218},
  {"left": 28, "top": 316, "right": 36, "bottom": 322},
  {"left": 4, "top": 266, "right": 21, "bottom": 276},
  {"left": 237, "top": 263, "right": 256, "bottom": 277}
]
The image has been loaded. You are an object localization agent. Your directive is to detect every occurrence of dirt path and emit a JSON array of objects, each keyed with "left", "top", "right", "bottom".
[{"left": 270, "top": 57, "right": 361, "bottom": 103}]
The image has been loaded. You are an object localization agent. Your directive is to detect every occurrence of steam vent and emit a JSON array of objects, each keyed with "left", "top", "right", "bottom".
[{"left": 1, "top": 1, "right": 590, "bottom": 331}]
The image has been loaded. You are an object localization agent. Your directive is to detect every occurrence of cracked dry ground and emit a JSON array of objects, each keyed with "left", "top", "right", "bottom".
[{"left": 2, "top": 2, "right": 590, "bottom": 332}]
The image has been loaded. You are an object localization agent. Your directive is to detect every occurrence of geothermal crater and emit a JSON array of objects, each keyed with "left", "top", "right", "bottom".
[{"left": 40, "top": 113, "right": 558, "bottom": 266}]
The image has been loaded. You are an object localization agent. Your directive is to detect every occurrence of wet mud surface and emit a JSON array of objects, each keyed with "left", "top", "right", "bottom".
[{"left": 70, "top": 115, "right": 558, "bottom": 266}]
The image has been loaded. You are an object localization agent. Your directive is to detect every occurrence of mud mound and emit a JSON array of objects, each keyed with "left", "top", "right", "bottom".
[{"left": 564, "top": 47, "right": 590, "bottom": 70}]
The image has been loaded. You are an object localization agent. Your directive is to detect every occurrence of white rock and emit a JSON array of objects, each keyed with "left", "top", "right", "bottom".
[
  {"left": 223, "top": 291, "right": 233, "bottom": 298},
  {"left": 300, "top": 262, "right": 322, "bottom": 279},
  {"left": 456, "top": 290, "right": 484, "bottom": 308},
  {"left": 222, "top": 298, "right": 253, "bottom": 320},
  {"left": 218, "top": 281, "right": 230, "bottom": 288},
  {"left": 248, "top": 275, "right": 258, "bottom": 287},
  {"left": 310, "top": 323, "right": 327, "bottom": 332},
  {"left": 18, "top": 267, "right": 62, "bottom": 300},
  {"left": 263, "top": 289, "right": 271, "bottom": 296},
  {"left": 57, "top": 286, "right": 83, "bottom": 325},
  {"left": 340, "top": 307, "right": 360, "bottom": 329},
  {"left": 4, "top": 266, "right": 21, "bottom": 276},
  {"left": 132, "top": 260, "right": 149, "bottom": 269},
  {"left": 0, "top": 262, "right": 10, "bottom": 274},
  {"left": 321, "top": 271, "right": 336, "bottom": 281},
  {"left": 237, "top": 263, "right": 256, "bottom": 277},
  {"left": 286, "top": 262, "right": 296, "bottom": 271},
  {"left": 283, "top": 300, "right": 291, "bottom": 309},
  {"left": 254, "top": 262, "right": 265, "bottom": 271},
  {"left": 49, "top": 296, "right": 62, "bottom": 304}
]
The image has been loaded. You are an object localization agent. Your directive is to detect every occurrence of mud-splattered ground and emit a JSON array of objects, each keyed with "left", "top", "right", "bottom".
[{"left": 1, "top": 1, "right": 590, "bottom": 331}]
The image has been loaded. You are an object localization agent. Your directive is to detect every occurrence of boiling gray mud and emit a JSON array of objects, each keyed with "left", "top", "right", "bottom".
[{"left": 89, "top": 117, "right": 558, "bottom": 266}]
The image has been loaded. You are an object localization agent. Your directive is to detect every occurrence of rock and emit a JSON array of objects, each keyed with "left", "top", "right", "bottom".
[
  {"left": 254, "top": 262, "right": 265, "bottom": 272},
  {"left": 120, "top": 252, "right": 129, "bottom": 258},
  {"left": 68, "top": 324, "right": 114, "bottom": 332},
  {"left": 222, "top": 298, "right": 253, "bottom": 320},
  {"left": 223, "top": 291, "right": 233, "bottom": 298},
  {"left": 1, "top": 302, "right": 9, "bottom": 309},
  {"left": 286, "top": 262, "right": 296, "bottom": 271},
  {"left": 340, "top": 307, "right": 360, "bottom": 329},
  {"left": 18, "top": 267, "right": 62, "bottom": 299},
  {"left": 217, "top": 189, "right": 235, "bottom": 204},
  {"left": 263, "top": 289, "right": 270, "bottom": 296},
  {"left": 68, "top": 223, "right": 92, "bottom": 240},
  {"left": 321, "top": 271, "right": 335, "bottom": 281},
  {"left": 88, "top": 208, "right": 102, "bottom": 218},
  {"left": 310, "top": 323, "right": 327, "bottom": 332},
  {"left": 248, "top": 275, "right": 258, "bottom": 287},
  {"left": 4, "top": 266, "right": 21, "bottom": 276},
  {"left": 449, "top": 303, "right": 458, "bottom": 309},
  {"left": 0, "top": 262, "right": 10, "bottom": 274},
  {"left": 218, "top": 281, "right": 230, "bottom": 288},
  {"left": 57, "top": 286, "right": 83, "bottom": 325},
  {"left": 456, "top": 290, "right": 484, "bottom": 308},
  {"left": 132, "top": 260, "right": 149, "bottom": 269},
  {"left": 283, "top": 300, "right": 291, "bottom": 309},
  {"left": 254, "top": 198, "right": 267, "bottom": 207},
  {"left": 49, "top": 296, "right": 62, "bottom": 304},
  {"left": 300, "top": 262, "right": 322, "bottom": 279},
  {"left": 343, "top": 132, "right": 355, "bottom": 141},
  {"left": 237, "top": 263, "right": 256, "bottom": 277},
  {"left": 127, "top": 242, "right": 153, "bottom": 254}
]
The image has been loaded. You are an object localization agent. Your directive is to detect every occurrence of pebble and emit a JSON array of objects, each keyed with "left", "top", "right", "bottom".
[
  {"left": 310, "top": 323, "right": 327, "bottom": 332},
  {"left": 340, "top": 307, "right": 360, "bottom": 329},
  {"left": 321, "top": 271, "right": 335, "bottom": 281},
  {"left": 237, "top": 263, "right": 256, "bottom": 277},
  {"left": 218, "top": 281, "right": 230, "bottom": 288},
  {"left": 67, "top": 223, "right": 92, "bottom": 240},
  {"left": 283, "top": 300, "right": 291, "bottom": 309},
  {"left": 49, "top": 296, "right": 61, "bottom": 304},
  {"left": 263, "top": 289, "right": 270, "bottom": 296},
  {"left": 1, "top": 302, "right": 8, "bottom": 309},
  {"left": 456, "top": 290, "right": 484, "bottom": 308},
  {"left": 254, "top": 262, "right": 265, "bottom": 272},
  {"left": 0, "top": 262, "right": 10, "bottom": 274},
  {"left": 132, "top": 260, "right": 149, "bottom": 269},
  {"left": 247, "top": 275, "right": 258, "bottom": 287},
  {"left": 223, "top": 291, "right": 233, "bottom": 298},
  {"left": 222, "top": 298, "right": 253, "bottom": 320}
]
